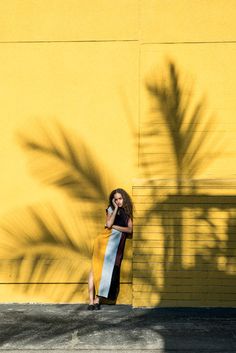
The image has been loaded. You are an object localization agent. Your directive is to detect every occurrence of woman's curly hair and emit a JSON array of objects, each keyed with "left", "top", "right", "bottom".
[{"left": 108, "top": 188, "right": 133, "bottom": 220}]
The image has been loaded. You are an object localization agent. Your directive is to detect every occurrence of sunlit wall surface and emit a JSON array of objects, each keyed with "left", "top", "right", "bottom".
[{"left": 0, "top": 0, "right": 236, "bottom": 307}]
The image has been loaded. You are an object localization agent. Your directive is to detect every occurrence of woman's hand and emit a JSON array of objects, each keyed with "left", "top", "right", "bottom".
[
  {"left": 112, "top": 197, "right": 118, "bottom": 209},
  {"left": 105, "top": 201, "right": 119, "bottom": 228}
]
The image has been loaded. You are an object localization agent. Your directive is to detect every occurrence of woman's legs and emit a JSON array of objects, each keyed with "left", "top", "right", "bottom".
[
  {"left": 88, "top": 269, "right": 95, "bottom": 305},
  {"left": 88, "top": 269, "right": 100, "bottom": 305}
]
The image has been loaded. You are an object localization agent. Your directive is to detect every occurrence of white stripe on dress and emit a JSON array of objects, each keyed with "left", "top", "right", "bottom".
[{"left": 98, "top": 229, "right": 122, "bottom": 297}]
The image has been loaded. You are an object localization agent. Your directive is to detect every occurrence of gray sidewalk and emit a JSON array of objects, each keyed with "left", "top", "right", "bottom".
[{"left": 0, "top": 304, "right": 236, "bottom": 352}]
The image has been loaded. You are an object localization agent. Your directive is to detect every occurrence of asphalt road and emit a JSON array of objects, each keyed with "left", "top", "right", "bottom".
[{"left": 0, "top": 304, "right": 236, "bottom": 352}]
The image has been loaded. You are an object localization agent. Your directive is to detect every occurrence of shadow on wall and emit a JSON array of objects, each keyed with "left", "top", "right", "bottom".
[
  {"left": 1, "top": 59, "right": 235, "bottom": 307},
  {"left": 0, "top": 123, "right": 116, "bottom": 302},
  {"left": 133, "top": 60, "right": 236, "bottom": 307}
]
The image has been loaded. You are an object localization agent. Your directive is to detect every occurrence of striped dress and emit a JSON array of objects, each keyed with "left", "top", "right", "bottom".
[{"left": 92, "top": 206, "right": 129, "bottom": 300}]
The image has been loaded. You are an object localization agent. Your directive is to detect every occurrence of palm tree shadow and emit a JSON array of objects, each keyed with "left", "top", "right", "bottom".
[
  {"left": 0, "top": 118, "right": 136, "bottom": 304},
  {"left": 135, "top": 59, "right": 236, "bottom": 307},
  {"left": 17, "top": 121, "right": 110, "bottom": 206},
  {"left": 0, "top": 203, "right": 95, "bottom": 302},
  {"left": 0, "top": 122, "right": 120, "bottom": 303}
]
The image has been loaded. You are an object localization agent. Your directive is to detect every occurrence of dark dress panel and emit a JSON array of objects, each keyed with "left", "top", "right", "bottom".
[{"left": 106, "top": 207, "right": 129, "bottom": 300}]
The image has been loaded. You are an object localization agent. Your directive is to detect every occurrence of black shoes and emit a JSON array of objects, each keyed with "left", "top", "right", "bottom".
[
  {"left": 94, "top": 303, "right": 101, "bottom": 310},
  {"left": 87, "top": 304, "right": 95, "bottom": 310},
  {"left": 87, "top": 303, "right": 101, "bottom": 311}
]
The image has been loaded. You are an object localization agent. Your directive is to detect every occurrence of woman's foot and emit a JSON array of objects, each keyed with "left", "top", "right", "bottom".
[
  {"left": 87, "top": 301, "right": 94, "bottom": 310},
  {"left": 94, "top": 303, "right": 101, "bottom": 310},
  {"left": 93, "top": 296, "right": 101, "bottom": 310},
  {"left": 87, "top": 304, "right": 95, "bottom": 310},
  {"left": 93, "top": 296, "right": 100, "bottom": 305}
]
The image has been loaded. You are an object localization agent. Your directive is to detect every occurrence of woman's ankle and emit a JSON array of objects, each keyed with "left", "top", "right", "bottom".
[{"left": 93, "top": 296, "right": 99, "bottom": 304}]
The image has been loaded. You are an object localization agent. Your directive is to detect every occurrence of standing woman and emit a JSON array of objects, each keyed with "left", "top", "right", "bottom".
[{"left": 87, "top": 188, "right": 133, "bottom": 310}]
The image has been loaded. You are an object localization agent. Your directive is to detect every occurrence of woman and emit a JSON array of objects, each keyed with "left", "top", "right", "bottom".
[{"left": 87, "top": 188, "right": 133, "bottom": 310}]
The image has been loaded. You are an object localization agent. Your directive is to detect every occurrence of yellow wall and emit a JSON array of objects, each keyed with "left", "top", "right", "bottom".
[
  {"left": 0, "top": 1, "right": 138, "bottom": 304},
  {"left": 0, "top": 0, "right": 236, "bottom": 307},
  {"left": 132, "top": 1, "right": 236, "bottom": 307}
]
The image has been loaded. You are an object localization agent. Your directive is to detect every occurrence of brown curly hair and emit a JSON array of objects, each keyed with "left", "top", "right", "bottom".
[{"left": 108, "top": 188, "right": 133, "bottom": 220}]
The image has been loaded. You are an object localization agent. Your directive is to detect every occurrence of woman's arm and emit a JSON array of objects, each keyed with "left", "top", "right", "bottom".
[
  {"left": 105, "top": 201, "right": 118, "bottom": 228},
  {"left": 112, "top": 218, "right": 133, "bottom": 234}
]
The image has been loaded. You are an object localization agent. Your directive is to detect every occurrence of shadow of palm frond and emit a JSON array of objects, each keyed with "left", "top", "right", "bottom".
[
  {"left": 132, "top": 60, "right": 227, "bottom": 290},
  {"left": 0, "top": 120, "right": 116, "bottom": 302},
  {"left": 137, "top": 60, "right": 225, "bottom": 227},
  {"left": 17, "top": 121, "right": 110, "bottom": 206},
  {"left": 143, "top": 60, "right": 223, "bottom": 191},
  {"left": 0, "top": 203, "right": 94, "bottom": 302}
]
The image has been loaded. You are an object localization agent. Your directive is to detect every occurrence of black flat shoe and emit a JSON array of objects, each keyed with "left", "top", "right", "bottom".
[
  {"left": 87, "top": 304, "right": 95, "bottom": 310},
  {"left": 94, "top": 303, "right": 101, "bottom": 310}
]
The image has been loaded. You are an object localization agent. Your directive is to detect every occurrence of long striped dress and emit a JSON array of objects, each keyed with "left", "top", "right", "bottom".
[{"left": 92, "top": 206, "right": 129, "bottom": 300}]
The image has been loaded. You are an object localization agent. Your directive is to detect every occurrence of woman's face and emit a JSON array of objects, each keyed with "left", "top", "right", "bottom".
[{"left": 114, "top": 192, "right": 123, "bottom": 207}]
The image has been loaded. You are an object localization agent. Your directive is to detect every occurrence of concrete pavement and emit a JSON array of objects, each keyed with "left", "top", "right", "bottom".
[{"left": 0, "top": 304, "right": 236, "bottom": 352}]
